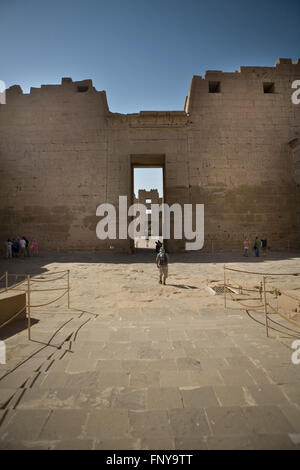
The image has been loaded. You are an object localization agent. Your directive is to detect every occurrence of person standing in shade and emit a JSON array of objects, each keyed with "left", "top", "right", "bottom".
[
  {"left": 32, "top": 239, "right": 39, "bottom": 256},
  {"left": 23, "top": 236, "right": 30, "bottom": 256},
  {"left": 243, "top": 238, "right": 250, "bottom": 257},
  {"left": 254, "top": 236, "right": 260, "bottom": 257},
  {"left": 261, "top": 237, "right": 267, "bottom": 256},
  {"left": 5, "top": 239, "right": 12, "bottom": 259},
  {"left": 12, "top": 238, "right": 19, "bottom": 257},
  {"left": 156, "top": 246, "right": 169, "bottom": 285},
  {"left": 19, "top": 237, "right": 26, "bottom": 258}
]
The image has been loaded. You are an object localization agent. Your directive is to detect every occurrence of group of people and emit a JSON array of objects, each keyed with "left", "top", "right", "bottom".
[
  {"left": 155, "top": 235, "right": 269, "bottom": 286},
  {"left": 243, "top": 237, "right": 267, "bottom": 257},
  {"left": 4, "top": 237, "right": 39, "bottom": 259},
  {"left": 154, "top": 236, "right": 269, "bottom": 286}
]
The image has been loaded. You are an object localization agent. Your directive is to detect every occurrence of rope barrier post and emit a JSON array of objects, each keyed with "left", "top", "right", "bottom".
[
  {"left": 224, "top": 265, "right": 227, "bottom": 308},
  {"left": 5, "top": 272, "right": 8, "bottom": 291},
  {"left": 27, "top": 275, "right": 31, "bottom": 340},
  {"left": 67, "top": 270, "right": 70, "bottom": 309},
  {"left": 263, "top": 275, "right": 269, "bottom": 338}
]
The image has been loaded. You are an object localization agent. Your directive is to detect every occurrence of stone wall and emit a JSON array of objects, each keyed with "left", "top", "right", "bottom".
[
  {"left": 0, "top": 79, "right": 109, "bottom": 250},
  {"left": 0, "top": 59, "right": 299, "bottom": 252},
  {"left": 185, "top": 58, "right": 300, "bottom": 251}
]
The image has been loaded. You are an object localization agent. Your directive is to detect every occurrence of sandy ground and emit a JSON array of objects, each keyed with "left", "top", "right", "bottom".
[
  {"left": 0, "top": 250, "right": 300, "bottom": 450},
  {"left": 1, "top": 249, "right": 300, "bottom": 317}
]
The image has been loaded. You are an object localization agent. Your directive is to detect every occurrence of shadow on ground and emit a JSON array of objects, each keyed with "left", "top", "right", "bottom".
[
  {"left": 0, "top": 317, "right": 39, "bottom": 341},
  {"left": 0, "top": 250, "right": 299, "bottom": 276}
]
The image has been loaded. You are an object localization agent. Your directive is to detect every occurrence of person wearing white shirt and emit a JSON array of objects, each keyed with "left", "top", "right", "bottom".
[
  {"left": 5, "top": 239, "right": 12, "bottom": 259},
  {"left": 19, "top": 238, "right": 26, "bottom": 258}
]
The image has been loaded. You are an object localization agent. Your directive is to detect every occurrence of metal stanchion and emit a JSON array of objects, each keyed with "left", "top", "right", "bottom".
[{"left": 5, "top": 272, "right": 8, "bottom": 291}]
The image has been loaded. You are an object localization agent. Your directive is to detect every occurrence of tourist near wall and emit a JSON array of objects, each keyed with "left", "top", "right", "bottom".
[{"left": 0, "top": 58, "right": 299, "bottom": 252}]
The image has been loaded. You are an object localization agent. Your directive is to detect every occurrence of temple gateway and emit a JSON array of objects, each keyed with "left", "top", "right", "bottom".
[{"left": 0, "top": 58, "right": 299, "bottom": 252}]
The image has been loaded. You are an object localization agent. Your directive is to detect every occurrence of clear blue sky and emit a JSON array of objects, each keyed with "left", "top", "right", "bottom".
[
  {"left": 1, "top": 0, "right": 299, "bottom": 114},
  {"left": 1, "top": 0, "right": 299, "bottom": 191},
  {"left": 134, "top": 168, "right": 163, "bottom": 197}
]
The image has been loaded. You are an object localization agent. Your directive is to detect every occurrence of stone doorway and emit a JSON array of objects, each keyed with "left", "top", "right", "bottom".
[{"left": 130, "top": 155, "right": 165, "bottom": 253}]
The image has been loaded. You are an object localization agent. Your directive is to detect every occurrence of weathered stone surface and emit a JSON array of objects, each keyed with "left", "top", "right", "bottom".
[
  {"left": 180, "top": 386, "right": 219, "bottom": 408},
  {"left": 241, "top": 405, "right": 294, "bottom": 434},
  {"left": 0, "top": 389, "right": 16, "bottom": 408},
  {"left": 146, "top": 387, "right": 183, "bottom": 410},
  {"left": 39, "top": 409, "right": 88, "bottom": 440},
  {"left": 53, "top": 439, "right": 94, "bottom": 450},
  {"left": 279, "top": 406, "right": 300, "bottom": 432},
  {"left": 174, "top": 437, "right": 207, "bottom": 450},
  {"left": 111, "top": 388, "right": 146, "bottom": 410},
  {"left": 205, "top": 406, "right": 250, "bottom": 435},
  {"left": 169, "top": 408, "right": 210, "bottom": 437},
  {"left": 0, "top": 409, "right": 50, "bottom": 442},
  {"left": 95, "top": 437, "right": 141, "bottom": 450},
  {"left": 279, "top": 384, "right": 300, "bottom": 404},
  {"left": 246, "top": 385, "right": 289, "bottom": 405},
  {"left": 86, "top": 409, "right": 129, "bottom": 439},
  {"left": 1, "top": 60, "right": 300, "bottom": 252},
  {"left": 0, "top": 252, "right": 300, "bottom": 450},
  {"left": 129, "top": 370, "right": 160, "bottom": 387},
  {"left": 213, "top": 385, "right": 255, "bottom": 407},
  {"left": 129, "top": 410, "right": 171, "bottom": 438}
]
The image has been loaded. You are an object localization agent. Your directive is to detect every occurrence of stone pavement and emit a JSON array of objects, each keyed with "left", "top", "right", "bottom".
[{"left": 0, "top": 251, "right": 300, "bottom": 450}]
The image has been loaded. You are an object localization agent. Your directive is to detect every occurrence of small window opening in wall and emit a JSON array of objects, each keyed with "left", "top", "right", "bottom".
[
  {"left": 263, "top": 82, "right": 275, "bottom": 93},
  {"left": 77, "top": 85, "right": 89, "bottom": 93},
  {"left": 209, "top": 81, "right": 221, "bottom": 93}
]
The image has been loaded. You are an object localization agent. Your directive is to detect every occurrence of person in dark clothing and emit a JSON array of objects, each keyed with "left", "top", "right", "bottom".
[
  {"left": 155, "top": 240, "right": 162, "bottom": 253},
  {"left": 261, "top": 237, "right": 267, "bottom": 256},
  {"left": 12, "top": 239, "right": 19, "bottom": 257},
  {"left": 254, "top": 236, "right": 260, "bottom": 257}
]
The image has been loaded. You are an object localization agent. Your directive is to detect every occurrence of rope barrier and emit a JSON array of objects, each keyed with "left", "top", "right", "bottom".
[
  {"left": 5, "top": 273, "right": 27, "bottom": 277},
  {"left": 31, "top": 270, "right": 69, "bottom": 276},
  {"left": 0, "top": 278, "right": 27, "bottom": 293},
  {"left": 267, "top": 302, "right": 300, "bottom": 330},
  {"left": 226, "top": 281, "right": 274, "bottom": 294},
  {"left": 274, "top": 289, "right": 300, "bottom": 303},
  {"left": 246, "top": 309, "right": 300, "bottom": 339},
  {"left": 1, "top": 270, "right": 68, "bottom": 278},
  {"left": 267, "top": 312, "right": 300, "bottom": 335},
  {"left": 28, "top": 287, "right": 68, "bottom": 293},
  {"left": 227, "top": 289, "right": 265, "bottom": 309},
  {"left": 27, "top": 289, "right": 68, "bottom": 308},
  {"left": 223, "top": 264, "right": 300, "bottom": 340},
  {"left": 30, "top": 273, "right": 67, "bottom": 283},
  {"left": 224, "top": 266, "right": 300, "bottom": 276},
  {"left": 0, "top": 270, "right": 70, "bottom": 340}
]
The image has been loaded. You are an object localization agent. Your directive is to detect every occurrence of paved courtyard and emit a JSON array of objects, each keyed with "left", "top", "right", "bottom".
[{"left": 0, "top": 251, "right": 300, "bottom": 450}]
